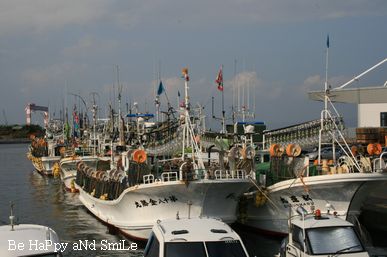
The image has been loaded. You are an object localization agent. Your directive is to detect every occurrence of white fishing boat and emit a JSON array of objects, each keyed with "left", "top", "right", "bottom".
[
  {"left": 76, "top": 68, "right": 254, "bottom": 240},
  {"left": 27, "top": 119, "right": 64, "bottom": 176},
  {"left": 78, "top": 166, "right": 251, "bottom": 240},
  {"left": 278, "top": 203, "right": 369, "bottom": 257},
  {"left": 242, "top": 59, "right": 387, "bottom": 236},
  {"left": 144, "top": 217, "right": 250, "bottom": 257},
  {"left": 245, "top": 168, "right": 387, "bottom": 236},
  {"left": 0, "top": 204, "right": 62, "bottom": 257}
]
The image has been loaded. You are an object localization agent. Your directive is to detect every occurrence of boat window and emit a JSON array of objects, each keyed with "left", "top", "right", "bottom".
[
  {"left": 306, "top": 226, "right": 364, "bottom": 255},
  {"left": 25, "top": 253, "right": 61, "bottom": 257},
  {"left": 171, "top": 229, "right": 189, "bottom": 235},
  {"left": 165, "top": 242, "right": 206, "bottom": 257},
  {"left": 291, "top": 225, "right": 305, "bottom": 252},
  {"left": 210, "top": 229, "right": 228, "bottom": 233},
  {"left": 206, "top": 240, "right": 248, "bottom": 257},
  {"left": 144, "top": 233, "right": 160, "bottom": 257}
]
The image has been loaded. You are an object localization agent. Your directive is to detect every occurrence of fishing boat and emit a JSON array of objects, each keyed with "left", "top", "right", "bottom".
[
  {"left": 242, "top": 59, "right": 387, "bottom": 236},
  {"left": 27, "top": 119, "right": 64, "bottom": 176},
  {"left": 76, "top": 68, "right": 254, "bottom": 240},
  {"left": 278, "top": 202, "right": 369, "bottom": 257},
  {"left": 144, "top": 217, "right": 250, "bottom": 257},
  {"left": 0, "top": 204, "right": 62, "bottom": 257},
  {"left": 59, "top": 102, "right": 114, "bottom": 192}
]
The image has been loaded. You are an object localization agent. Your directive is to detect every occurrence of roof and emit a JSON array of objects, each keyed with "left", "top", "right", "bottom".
[
  {"left": 0, "top": 224, "right": 60, "bottom": 257},
  {"left": 291, "top": 214, "right": 354, "bottom": 229},
  {"left": 154, "top": 217, "right": 240, "bottom": 242},
  {"left": 127, "top": 113, "right": 155, "bottom": 118},
  {"left": 308, "top": 86, "right": 387, "bottom": 104}
]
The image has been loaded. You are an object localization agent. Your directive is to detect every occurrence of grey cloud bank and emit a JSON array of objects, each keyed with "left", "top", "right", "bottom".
[{"left": 0, "top": 0, "right": 385, "bottom": 129}]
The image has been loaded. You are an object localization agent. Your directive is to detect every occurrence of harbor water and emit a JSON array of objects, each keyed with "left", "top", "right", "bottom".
[{"left": 1, "top": 144, "right": 386, "bottom": 256}]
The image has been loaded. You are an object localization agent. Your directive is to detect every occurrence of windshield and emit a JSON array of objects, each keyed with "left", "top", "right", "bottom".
[
  {"left": 206, "top": 240, "right": 248, "bottom": 257},
  {"left": 306, "top": 226, "right": 364, "bottom": 255},
  {"left": 165, "top": 240, "right": 247, "bottom": 257},
  {"left": 24, "top": 253, "right": 61, "bottom": 257},
  {"left": 165, "top": 242, "right": 206, "bottom": 257}
]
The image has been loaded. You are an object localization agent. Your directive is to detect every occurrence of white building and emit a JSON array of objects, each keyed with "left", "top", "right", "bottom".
[{"left": 309, "top": 86, "right": 387, "bottom": 128}]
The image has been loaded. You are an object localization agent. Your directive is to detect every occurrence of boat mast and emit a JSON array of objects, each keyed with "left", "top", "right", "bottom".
[
  {"left": 221, "top": 65, "right": 226, "bottom": 133},
  {"left": 91, "top": 92, "right": 98, "bottom": 156},
  {"left": 116, "top": 65, "right": 124, "bottom": 146},
  {"left": 318, "top": 35, "right": 330, "bottom": 164},
  {"left": 181, "top": 68, "right": 205, "bottom": 169},
  {"left": 324, "top": 35, "right": 329, "bottom": 118},
  {"left": 155, "top": 60, "right": 161, "bottom": 122}
]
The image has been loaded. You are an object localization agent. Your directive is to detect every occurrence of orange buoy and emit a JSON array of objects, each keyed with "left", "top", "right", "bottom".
[
  {"left": 351, "top": 145, "right": 358, "bottom": 156},
  {"left": 269, "top": 144, "right": 284, "bottom": 157},
  {"left": 132, "top": 149, "right": 147, "bottom": 163},
  {"left": 286, "top": 144, "right": 302, "bottom": 157},
  {"left": 367, "top": 143, "right": 382, "bottom": 155}
]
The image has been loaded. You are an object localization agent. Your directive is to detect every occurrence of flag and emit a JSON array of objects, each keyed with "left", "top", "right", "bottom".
[
  {"left": 178, "top": 90, "right": 180, "bottom": 97},
  {"left": 215, "top": 66, "right": 223, "bottom": 91},
  {"left": 157, "top": 81, "right": 164, "bottom": 95},
  {"left": 182, "top": 68, "right": 189, "bottom": 81},
  {"left": 72, "top": 110, "right": 79, "bottom": 138},
  {"left": 326, "top": 34, "right": 330, "bottom": 48}
]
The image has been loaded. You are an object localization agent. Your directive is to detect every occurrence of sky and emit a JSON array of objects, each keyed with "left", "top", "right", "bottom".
[{"left": 0, "top": 0, "right": 386, "bottom": 129}]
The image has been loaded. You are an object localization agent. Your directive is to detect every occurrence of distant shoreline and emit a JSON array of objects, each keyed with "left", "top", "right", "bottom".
[{"left": 0, "top": 138, "right": 30, "bottom": 144}]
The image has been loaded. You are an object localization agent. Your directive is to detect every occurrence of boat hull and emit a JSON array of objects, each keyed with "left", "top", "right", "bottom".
[
  {"left": 79, "top": 179, "right": 252, "bottom": 240},
  {"left": 28, "top": 154, "right": 60, "bottom": 176},
  {"left": 243, "top": 172, "right": 387, "bottom": 236},
  {"left": 40, "top": 156, "right": 61, "bottom": 175}
]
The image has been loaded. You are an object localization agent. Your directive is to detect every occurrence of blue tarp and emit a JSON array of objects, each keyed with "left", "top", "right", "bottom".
[{"left": 126, "top": 113, "right": 155, "bottom": 118}]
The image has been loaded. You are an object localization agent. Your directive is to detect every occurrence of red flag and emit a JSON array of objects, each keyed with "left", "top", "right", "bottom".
[{"left": 215, "top": 66, "right": 223, "bottom": 91}]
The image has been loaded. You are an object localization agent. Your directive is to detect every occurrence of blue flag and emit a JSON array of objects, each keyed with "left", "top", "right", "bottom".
[
  {"left": 326, "top": 34, "right": 330, "bottom": 48},
  {"left": 157, "top": 81, "right": 164, "bottom": 95},
  {"left": 178, "top": 90, "right": 180, "bottom": 97}
]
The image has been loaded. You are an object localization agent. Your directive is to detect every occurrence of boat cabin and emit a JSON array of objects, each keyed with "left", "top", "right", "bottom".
[
  {"left": 144, "top": 217, "right": 250, "bottom": 257},
  {"left": 280, "top": 207, "right": 369, "bottom": 257},
  {"left": 0, "top": 224, "right": 61, "bottom": 257}
]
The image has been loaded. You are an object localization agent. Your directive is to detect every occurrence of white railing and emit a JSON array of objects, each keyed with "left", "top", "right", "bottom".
[
  {"left": 373, "top": 152, "right": 387, "bottom": 173},
  {"left": 161, "top": 172, "right": 178, "bottom": 182},
  {"left": 214, "top": 169, "right": 246, "bottom": 179},
  {"left": 143, "top": 174, "right": 154, "bottom": 184}
]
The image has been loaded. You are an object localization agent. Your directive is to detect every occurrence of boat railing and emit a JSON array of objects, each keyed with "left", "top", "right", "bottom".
[
  {"left": 143, "top": 174, "right": 155, "bottom": 184},
  {"left": 194, "top": 169, "right": 206, "bottom": 179},
  {"left": 214, "top": 169, "right": 246, "bottom": 179},
  {"left": 64, "top": 149, "right": 75, "bottom": 157},
  {"left": 161, "top": 172, "right": 178, "bottom": 182},
  {"left": 372, "top": 152, "right": 387, "bottom": 172}
]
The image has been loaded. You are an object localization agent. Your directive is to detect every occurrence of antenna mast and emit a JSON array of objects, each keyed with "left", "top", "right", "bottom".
[{"left": 324, "top": 35, "right": 330, "bottom": 118}]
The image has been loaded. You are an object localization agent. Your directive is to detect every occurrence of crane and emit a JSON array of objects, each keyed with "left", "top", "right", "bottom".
[{"left": 25, "top": 103, "right": 49, "bottom": 126}]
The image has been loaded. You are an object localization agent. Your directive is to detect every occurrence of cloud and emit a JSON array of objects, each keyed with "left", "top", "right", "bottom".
[
  {"left": 62, "top": 36, "right": 119, "bottom": 58},
  {"left": 111, "top": 0, "right": 387, "bottom": 28},
  {"left": 227, "top": 71, "right": 286, "bottom": 103},
  {"left": 0, "top": 0, "right": 385, "bottom": 36},
  {"left": 20, "top": 63, "right": 88, "bottom": 94},
  {"left": 0, "top": 0, "right": 110, "bottom": 36},
  {"left": 300, "top": 74, "right": 351, "bottom": 92}
]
